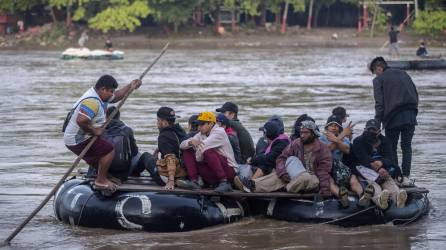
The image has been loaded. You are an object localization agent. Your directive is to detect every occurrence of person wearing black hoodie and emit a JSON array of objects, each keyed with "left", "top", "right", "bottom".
[
  {"left": 233, "top": 121, "right": 290, "bottom": 192},
  {"left": 370, "top": 57, "right": 419, "bottom": 186},
  {"left": 155, "top": 107, "right": 188, "bottom": 190}
]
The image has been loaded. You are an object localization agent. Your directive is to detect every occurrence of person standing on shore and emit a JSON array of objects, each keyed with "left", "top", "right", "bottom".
[
  {"left": 388, "top": 26, "right": 400, "bottom": 58},
  {"left": 369, "top": 57, "right": 419, "bottom": 186},
  {"left": 78, "top": 30, "right": 89, "bottom": 48}
]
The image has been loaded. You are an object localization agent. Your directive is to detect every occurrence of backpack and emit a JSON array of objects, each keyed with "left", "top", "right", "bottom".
[
  {"left": 103, "top": 125, "right": 132, "bottom": 173},
  {"left": 62, "top": 96, "right": 101, "bottom": 132}
]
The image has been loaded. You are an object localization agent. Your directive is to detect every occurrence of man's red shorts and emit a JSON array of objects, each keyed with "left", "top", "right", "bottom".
[{"left": 66, "top": 137, "right": 114, "bottom": 165}]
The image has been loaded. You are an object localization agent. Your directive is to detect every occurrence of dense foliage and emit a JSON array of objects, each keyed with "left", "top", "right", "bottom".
[
  {"left": 0, "top": 0, "right": 444, "bottom": 35},
  {"left": 413, "top": 10, "right": 446, "bottom": 36}
]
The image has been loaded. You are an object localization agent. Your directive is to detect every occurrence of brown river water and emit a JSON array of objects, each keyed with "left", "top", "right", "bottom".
[{"left": 0, "top": 48, "right": 445, "bottom": 249}]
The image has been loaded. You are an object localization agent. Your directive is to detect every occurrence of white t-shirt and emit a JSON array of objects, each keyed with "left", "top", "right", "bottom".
[{"left": 63, "top": 87, "right": 111, "bottom": 146}]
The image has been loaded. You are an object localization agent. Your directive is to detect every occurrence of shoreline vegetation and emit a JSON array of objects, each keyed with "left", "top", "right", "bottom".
[
  {"left": 1, "top": 25, "right": 446, "bottom": 51},
  {"left": 1, "top": 1, "right": 445, "bottom": 51}
]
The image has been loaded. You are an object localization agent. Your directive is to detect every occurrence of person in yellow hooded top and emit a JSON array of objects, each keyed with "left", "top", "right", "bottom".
[{"left": 179, "top": 111, "right": 238, "bottom": 192}]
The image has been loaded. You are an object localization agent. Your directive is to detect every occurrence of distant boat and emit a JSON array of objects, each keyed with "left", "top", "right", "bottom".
[
  {"left": 61, "top": 48, "right": 124, "bottom": 60},
  {"left": 387, "top": 58, "right": 446, "bottom": 70}
]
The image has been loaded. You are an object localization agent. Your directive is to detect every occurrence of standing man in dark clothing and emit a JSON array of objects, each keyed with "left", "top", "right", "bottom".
[
  {"left": 370, "top": 57, "right": 419, "bottom": 186},
  {"left": 155, "top": 107, "right": 188, "bottom": 190},
  {"left": 388, "top": 26, "right": 400, "bottom": 57},
  {"left": 216, "top": 102, "right": 255, "bottom": 163}
]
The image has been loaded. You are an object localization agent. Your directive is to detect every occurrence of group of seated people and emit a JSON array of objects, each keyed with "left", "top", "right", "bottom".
[{"left": 105, "top": 102, "right": 408, "bottom": 209}]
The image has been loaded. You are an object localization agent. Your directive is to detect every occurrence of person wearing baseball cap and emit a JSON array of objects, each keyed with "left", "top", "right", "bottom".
[
  {"left": 234, "top": 120, "right": 290, "bottom": 193},
  {"left": 179, "top": 111, "right": 237, "bottom": 193},
  {"left": 320, "top": 114, "right": 372, "bottom": 208},
  {"left": 370, "top": 55, "right": 418, "bottom": 187},
  {"left": 151, "top": 107, "right": 188, "bottom": 190},
  {"left": 217, "top": 113, "right": 242, "bottom": 164},
  {"left": 351, "top": 119, "right": 407, "bottom": 209},
  {"left": 216, "top": 102, "right": 255, "bottom": 163}
]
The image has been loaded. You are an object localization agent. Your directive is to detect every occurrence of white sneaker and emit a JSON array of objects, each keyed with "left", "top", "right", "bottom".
[
  {"left": 396, "top": 189, "right": 407, "bottom": 208},
  {"left": 401, "top": 176, "right": 414, "bottom": 187},
  {"left": 377, "top": 190, "right": 390, "bottom": 210}
]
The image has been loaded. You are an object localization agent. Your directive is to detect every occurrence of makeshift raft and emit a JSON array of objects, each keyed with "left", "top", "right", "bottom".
[
  {"left": 53, "top": 175, "right": 429, "bottom": 231},
  {"left": 387, "top": 58, "right": 446, "bottom": 70},
  {"left": 61, "top": 48, "right": 124, "bottom": 60}
]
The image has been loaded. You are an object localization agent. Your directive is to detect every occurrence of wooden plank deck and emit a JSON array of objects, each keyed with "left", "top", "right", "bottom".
[{"left": 114, "top": 183, "right": 428, "bottom": 198}]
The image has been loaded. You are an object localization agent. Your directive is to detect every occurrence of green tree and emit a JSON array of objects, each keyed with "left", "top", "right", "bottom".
[
  {"left": 148, "top": 0, "right": 200, "bottom": 33},
  {"left": 413, "top": 10, "right": 446, "bottom": 36},
  {"left": 88, "top": 0, "right": 150, "bottom": 33},
  {"left": 0, "top": 0, "right": 43, "bottom": 13}
]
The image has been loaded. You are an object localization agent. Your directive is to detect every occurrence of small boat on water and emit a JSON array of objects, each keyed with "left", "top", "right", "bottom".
[
  {"left": 53, "top": 173, "right": 429, "bottom": 231},
  {"left": 61, "top": 48, "right": 124, "bottom": 60},
  {"left": 387, "top": 58, "right": 446, "bottom": 70}
]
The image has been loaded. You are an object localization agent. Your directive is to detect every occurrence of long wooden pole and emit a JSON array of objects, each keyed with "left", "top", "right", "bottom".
[{"left": 1, "top": 42, "right": 169, "bottom": 247}]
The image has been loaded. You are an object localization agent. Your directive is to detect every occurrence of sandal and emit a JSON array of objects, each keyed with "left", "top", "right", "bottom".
[
  {"left": 93, "top": 181, "right": 118, "bottom": 194},
  {"left": 358, "top": 184, "right": 374, "bottom": 207},
  {"left": 339, "top": 186, "right": 350, "bottom": 208},
  {"left": 107, "top": 175, "right": 122, "bottom": 185}
]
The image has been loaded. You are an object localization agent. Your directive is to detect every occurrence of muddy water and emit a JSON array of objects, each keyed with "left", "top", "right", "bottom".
[{"left": 0, "top": 48, "right": 445, "bottom": 249}]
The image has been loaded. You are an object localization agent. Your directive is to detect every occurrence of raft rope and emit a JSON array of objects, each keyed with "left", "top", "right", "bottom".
[
  {"left": 390, "top": 193, "right": 430, "bottom": 226},
  {"left": 318, "top": 205, "right": 378, "bottom": 225},
  {"left": 76, "top": 192, "right": 95, "bottom": 226}
]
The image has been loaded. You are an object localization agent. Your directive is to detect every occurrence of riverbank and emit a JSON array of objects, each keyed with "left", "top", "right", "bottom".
[{"left": 1, "top": 26, "right": 445, "bottom": 50}]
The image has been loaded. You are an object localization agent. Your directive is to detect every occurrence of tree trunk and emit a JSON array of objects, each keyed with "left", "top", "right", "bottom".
[
  {"left": 326, "top": 6, "right": 330, "bottom": 26},
  {"left": 174, "top": 22, "right": 179, "bottom": 33},
  {"left": 215, "top": 6, "right": 220, "bottom": 34},
  {"left": 231, "top": 8, "right": 236, "bottom": 32},
  {"left": 275, "top": 12, "right": 280, "bottom": 27},
  {"left": 50, "top": 7, "right": 57, "bottom": 23},
  {"left": 260, "top": 0, "right": 266, "bottom": 27},
  {"left": 281, "top": 1, "right": 289, "bottom": 34},
  {"left": 65, "top": 0, "right": 72, "bottom": 28},
  {"left": 313, "top": 5, "right": 321, "bottom": 28},
  {"left": 307, "top": 0, "right": 314, "bottom": 30}
]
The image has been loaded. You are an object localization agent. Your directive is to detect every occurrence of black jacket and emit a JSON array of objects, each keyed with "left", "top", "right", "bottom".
[
  {"left": 251, "top": 138, "right": 289, "bottom": 175},
  {"left": 351, "top": 133, "right": 393, "bottom": 169},
  {"left": 230, "top": 119, "right": 255, "bottom": 163},
  {"left": 228, "top": 133, "right": 242, "bottom": 164},
  {"left": 373, "top": 67, "right": 419, "bottom": 128},
  {"left": 106, "top": 119, "right": 138, "bottom": 157},
  {"left": 158, "top": 123, "right": 187, "bottom": 158}
]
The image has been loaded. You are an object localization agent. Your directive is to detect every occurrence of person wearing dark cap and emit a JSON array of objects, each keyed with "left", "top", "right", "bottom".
[
  {"left": 331, "top": 106, "right": 355, "bottom": 141},
  {"left": 152, "top": 107, "right": 188, "bottom": 190},
  {"left": 187, "top": 114, "right": 199, "bottom": 138},
  {"left": 233, "top": 120, "right": 290, "bottom": 192},
  {"left": 290, "top": 114, "right": 316, "bottom": 141},
  {"left": 320, "top": 115, "right": 372, "bottom": 207},
  {"left": 216, "top": 102, "right": 255, "bottom": 163},
  {"left": 255, "top": 115, "right": 285, "bottom": 154},
  {"left": 370, "top": 56, "right": 418, "bottom": 186},
  {"left": 351, "top": 119, "right": 407, "bottom": 209},
  {"left": 63, "top": 74, "right": 142, "bottom": 193},
  {"left": 217, "top": 113, "right": 242, "bottom": 164}
]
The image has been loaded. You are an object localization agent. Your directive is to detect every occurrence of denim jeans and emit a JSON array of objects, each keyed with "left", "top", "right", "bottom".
[{"left": 385, "top": 124, "right": 415, "bottom": 177}]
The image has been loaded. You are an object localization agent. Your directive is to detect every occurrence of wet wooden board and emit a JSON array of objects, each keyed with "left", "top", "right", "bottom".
[
  {"left": 116, "top": 184, "right": 322, "bottom": 198},
  {"left": 115, "top": 184, "right": 429, "bottom": 198}
]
